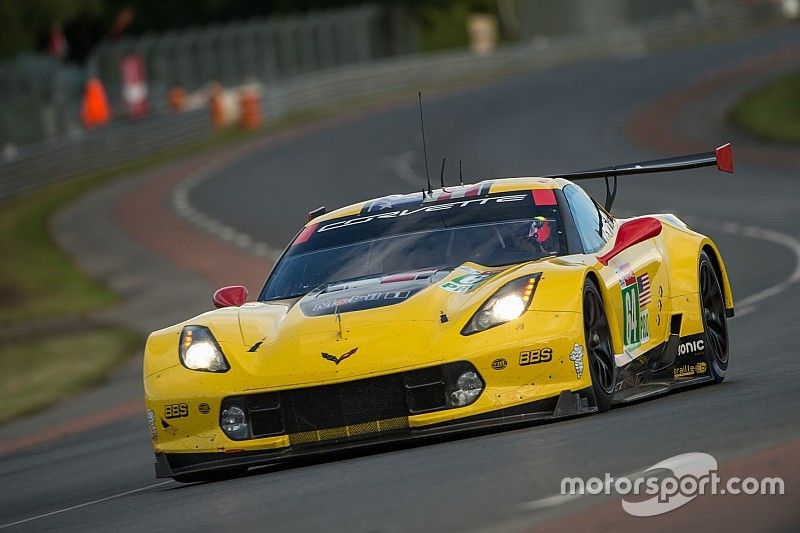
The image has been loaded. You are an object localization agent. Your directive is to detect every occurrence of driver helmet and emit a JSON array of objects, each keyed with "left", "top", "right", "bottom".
[{"left": 515, "top": 217, "right": 553, "bottom": 252}]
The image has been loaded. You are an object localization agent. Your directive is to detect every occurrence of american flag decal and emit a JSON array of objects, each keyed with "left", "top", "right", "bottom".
[
  {"left": 638, "top": 273, "right": 651, "bottom": 308},
  {"left": 362, "top": 182, "right": 493, "bottom": 213},
  {"left": 422, "top": 182, "right": 492, "bottom": 203}
]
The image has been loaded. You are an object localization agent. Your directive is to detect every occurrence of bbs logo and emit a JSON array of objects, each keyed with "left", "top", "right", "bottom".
[
  {"left": 519, "top": 347, "right": 553, "bottom": 366},
  {"left": 165, "top": 403, "right": 189, "bottom": 419}
]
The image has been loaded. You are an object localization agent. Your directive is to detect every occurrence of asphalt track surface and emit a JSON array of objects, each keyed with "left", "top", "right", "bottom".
[{"left": 3, "top": 25, "right": 800, "bottom": 532}]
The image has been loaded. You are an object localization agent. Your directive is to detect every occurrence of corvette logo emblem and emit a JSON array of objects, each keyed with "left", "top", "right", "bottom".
[{"left": 321, "top": 348, "right": 358, "bottom": 365}]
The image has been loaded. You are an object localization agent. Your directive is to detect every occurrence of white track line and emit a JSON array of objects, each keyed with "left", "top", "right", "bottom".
[
  {"left": 721, "top": 223, "right": 800, "bottom": 308},
  {"left": 171, "top": 164, "right": 282, "bottom": 261},
  {"left": 171, "top": 148, "right": 425, "bottom": 262},
  {"left": 0, "top": 481, "right": 172, "bottom": 529}
]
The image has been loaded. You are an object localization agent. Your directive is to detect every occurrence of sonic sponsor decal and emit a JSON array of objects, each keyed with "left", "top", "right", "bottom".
[
  {"left": 678, "top": 337, "right": 705, "bottom": 356},
  {"left": 569, "top": 343, "right": 585, "bottom": 379},
  {"left": 519, "top": 347, "right": 553, "bottom": 366},
  {"left": 492, "top": 358, "right": 508, "bottom": 370},
  {"left": 674, "top": 334, "right": 708, "bottom": 378}
]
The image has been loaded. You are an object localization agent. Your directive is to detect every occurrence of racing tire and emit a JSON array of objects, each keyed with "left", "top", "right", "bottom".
[
  {"left": 172, "top": 467, "right": 248, "bottom": 484},
  {"left": 699, "top": 251, "right": 729, "bottom": 383},
  {"left": 583, "top": 279, "right": 616, "bottom": 412}
]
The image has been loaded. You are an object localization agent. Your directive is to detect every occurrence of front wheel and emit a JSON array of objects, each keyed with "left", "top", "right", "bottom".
[
  {"left": 583, "top": 279, "right": 616, "bottom": 411},
  {"left": 699, "top": 251, "right": 729, "bottom": 383}
]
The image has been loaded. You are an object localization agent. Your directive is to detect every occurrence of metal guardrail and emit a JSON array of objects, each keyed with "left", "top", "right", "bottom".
[
  {"left": 0, "top": 3, "right": 782, "bottom": 203},
  {"left": 262, "top": 5, "right": 778, "bottom": 118},
  {"left": 86, "top": 5, "right": 416, "bottom": 115},
  {"left": 0, "top": 4, "right": 415, "bottom": 148},
  {"left": 0, "top": 109, "right": 213, "bottom": 199}
]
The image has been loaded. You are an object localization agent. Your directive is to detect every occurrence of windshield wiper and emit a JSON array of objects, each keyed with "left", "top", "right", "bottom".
[
  {"left": 319, "top": 273, "right": 386, "bottom": 292},
  {"left": 263, "top": 292, "right": 308, "bottom": 301}
]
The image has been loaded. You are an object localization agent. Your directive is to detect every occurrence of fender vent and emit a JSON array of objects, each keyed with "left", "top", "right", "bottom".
[{"left": 670, "top": 314, "right": 683, "bottom": 335}]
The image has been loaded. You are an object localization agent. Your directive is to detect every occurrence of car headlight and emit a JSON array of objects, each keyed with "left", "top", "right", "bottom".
[
  {"left": 179, "top": 326, "right": 229, "bottom": 372},
  {"left": 461, "top": 275, "right": 541, "bottom": 335}
]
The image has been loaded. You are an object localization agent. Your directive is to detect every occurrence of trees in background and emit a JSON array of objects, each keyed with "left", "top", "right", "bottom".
[{"left": 1, "top": 0, "right": 502, "bottom": 62}]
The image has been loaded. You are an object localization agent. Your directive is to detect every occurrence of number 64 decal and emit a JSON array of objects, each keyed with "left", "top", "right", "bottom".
[{"left": 622, "top": 283, "right": 641, "bottom": 349}]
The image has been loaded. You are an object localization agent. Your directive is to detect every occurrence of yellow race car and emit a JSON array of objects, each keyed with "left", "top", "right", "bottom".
[{"left": 144, "top": 145, "right": 734, "bottom": 482}]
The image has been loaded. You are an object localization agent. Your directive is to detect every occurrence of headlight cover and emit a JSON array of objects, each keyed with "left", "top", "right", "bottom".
[
  {"left": 447, "top": 368, "right": 484, "bottom": 407},
  {"left": 179, "top": 325, "right": 229, "bottom": 372},
  {"left": 220, "top": 403, "right": 249, "bottom": 440},
  {"left": 461, "top": 274, "right": 541, "bottom": 335}
]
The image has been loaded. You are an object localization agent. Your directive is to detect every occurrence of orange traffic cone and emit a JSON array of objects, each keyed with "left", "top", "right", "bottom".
[
  {"left": 239, "top": 88, "right": 262, "bottom": 130},
  {"left": 209, "top": 83, "right": 226, "bottom": 130},
  {"left": 167, "top": 86, "right": 187, "bottom": 112},
  {"left": 81, "top": 78, "right": 111, "bottom": 128}
]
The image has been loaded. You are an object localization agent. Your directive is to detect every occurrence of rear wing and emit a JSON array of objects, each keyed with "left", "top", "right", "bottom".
[{"left": 545, "top": 143, "right": 733, "bottom": 211}]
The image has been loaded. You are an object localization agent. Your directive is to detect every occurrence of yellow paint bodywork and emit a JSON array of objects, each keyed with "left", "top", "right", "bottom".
[{"left": 144, "top": 179, "right": 733, "bottom": 455}]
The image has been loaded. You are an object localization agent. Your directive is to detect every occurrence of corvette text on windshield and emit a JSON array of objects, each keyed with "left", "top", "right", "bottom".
[{"left": 318, "top": 194, "right": 528, "bottom": 232}]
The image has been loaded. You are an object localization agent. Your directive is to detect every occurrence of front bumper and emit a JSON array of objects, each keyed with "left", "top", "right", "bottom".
[
  {"left": 146, "top": 310, "right": 591, "bottom": 478},
  {"left": 154, "top": 388, "right": 595, "bottom": 478}
]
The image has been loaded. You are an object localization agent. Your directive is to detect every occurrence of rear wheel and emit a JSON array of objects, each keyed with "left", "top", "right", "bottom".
[
  {"left": 583, "top": 279, "right": 616, "bottom": 412},
  {"left": 699, "top": 251, "right": 729, "bottom": 382}
]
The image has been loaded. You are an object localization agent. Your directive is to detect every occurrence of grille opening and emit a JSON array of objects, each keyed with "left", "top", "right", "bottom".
[
  {"left": 405, "top": 366, "right": 447, "bottom": 413},
  {"left": 224, "top": 363, "right": 477, "bottom": 446},
  {"left": 282, "top": 372, "right": 409, "bottom": 448},
  {"left": 242, "top": 392, "right": 283, "bottom": 438},
  {"left": 250, "top": 409, "right": 284, "bottom": 437}
]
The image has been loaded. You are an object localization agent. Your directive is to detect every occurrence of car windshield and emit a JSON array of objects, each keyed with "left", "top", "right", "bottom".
[{"left": 260, "top": 189, "right": 566, "bottom": 300}]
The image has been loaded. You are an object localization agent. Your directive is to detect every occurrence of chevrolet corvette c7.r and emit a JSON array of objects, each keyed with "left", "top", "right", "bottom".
[{"left": 144, "top": 144, "right": 735, "bottom": 482}]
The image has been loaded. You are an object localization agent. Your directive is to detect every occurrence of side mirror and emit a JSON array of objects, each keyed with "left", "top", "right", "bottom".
[
  {"left": 597, "top": 217, "right": 661, "bottom": 266},
  {"left": 213, "top": 286, "right": 248, "bottom": 308}
]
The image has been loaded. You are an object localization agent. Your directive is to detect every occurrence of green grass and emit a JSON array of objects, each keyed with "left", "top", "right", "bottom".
[
  {"left": 0, "top": 177, "right": 120, "bottom": 324},
  {"left": 0, "top": 328, "right": 140, "bottom": 424},
  {"left": 730, "top": 70, "right": 800, "bottom": 144},
  {"left": 0, "top": 127, "right": 257, "bottom": 423},
  {"left": 0, "top": 128, "right": 252, "bottom": 325},
  {"left": 0, "top": 111, "right": 344, "bottom": 424}
]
